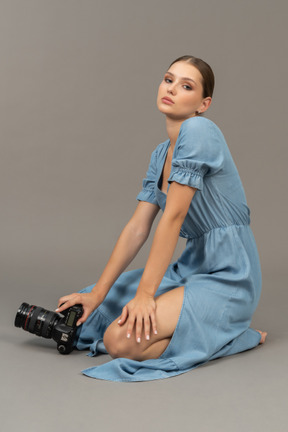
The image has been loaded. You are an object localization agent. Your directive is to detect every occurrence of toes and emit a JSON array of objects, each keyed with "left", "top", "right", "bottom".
[
  {"left": 262, "top": 331, "right": 267, "bottom": 343},
  {"left": 259, "top": 331, "right": 267, "bottom": 344},
  {"left": 255, "top": 329, "right": 267, "bottom": 344}
]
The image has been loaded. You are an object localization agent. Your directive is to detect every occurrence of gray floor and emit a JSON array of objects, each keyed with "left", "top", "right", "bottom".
[
  {"left": 1, "top": 271, "right": 287, "bottom": 432},
  {"left": 1, "top": 1, "right": 287, "bottom": 430}
]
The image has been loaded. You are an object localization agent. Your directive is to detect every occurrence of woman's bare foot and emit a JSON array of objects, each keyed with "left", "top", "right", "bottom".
[{"left": 255, "top": 329, "right": 267, "bottom": 344}]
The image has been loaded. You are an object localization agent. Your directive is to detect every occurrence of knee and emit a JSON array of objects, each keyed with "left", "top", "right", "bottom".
[{"left": 103, "top": 323, "right": 130, "bottom": 359}]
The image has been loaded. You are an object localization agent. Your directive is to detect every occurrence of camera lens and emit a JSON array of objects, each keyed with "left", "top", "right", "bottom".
[{"left": 14, "top": 303, "right": 61, "bottom": 339}]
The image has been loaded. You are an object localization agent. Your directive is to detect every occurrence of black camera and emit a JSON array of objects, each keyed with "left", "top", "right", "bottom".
[{"left": 14, "top": 302, "right": 83, "bottom": 354}]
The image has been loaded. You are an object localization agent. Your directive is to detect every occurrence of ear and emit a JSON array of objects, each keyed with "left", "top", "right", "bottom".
[{"left": 199, "top": 97, "right": 212, "bottom": 114}]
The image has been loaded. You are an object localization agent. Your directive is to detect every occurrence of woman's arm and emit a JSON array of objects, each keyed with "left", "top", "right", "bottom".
[
  {"left": 137, "top": 181, "right": 196, "bottom": 297},
  {"left": 119, "top": 181, "right": 196, "bottom": 340},
  {"left": 91, "top": 202, "right": 160, "bottom": 299},
  {"left": 57, "top": 201, "right": 160, "bottom": 322}
]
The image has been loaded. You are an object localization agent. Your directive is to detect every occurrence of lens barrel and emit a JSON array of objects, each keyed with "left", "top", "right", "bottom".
[{"left": 14, "top": 302, "right": 60, "bottom": 339}]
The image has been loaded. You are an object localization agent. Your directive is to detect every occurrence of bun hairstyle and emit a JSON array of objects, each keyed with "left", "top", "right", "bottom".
[{"left": 168, "top": 55, "right": 215, "bottom": 115}]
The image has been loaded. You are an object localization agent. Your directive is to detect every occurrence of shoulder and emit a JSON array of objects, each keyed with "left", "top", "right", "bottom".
[
  {"left": 177, "top": 117, "right": 226, "bottom": 154},
  {"left": 180, "top": 116, "right": 223, "bottom": 139}
]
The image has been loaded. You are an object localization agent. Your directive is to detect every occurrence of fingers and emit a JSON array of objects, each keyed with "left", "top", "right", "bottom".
[
  {"left": 56, "top": 295, "right": 88, "bottom": 326},
  {"left": 119, "top": 306, "right": 144, "bottom": 342},
  {"left": 144, "top": 314, "right": 151, "bottom": 341},
  {"left": 150, "top": 310, "right": 158, "bottom": 336},
  {"left": 126, "top": 315, "right": 155, "bottom": 343},
  {"left": 126, "top": 314, "right": 135, "bottom": 341},
  {"left": 138, "top": 314, "right": 157, "bottom": 342},
  {"left": 56, "top": 294, "right": 83, "bottom": 316},
  {"left": 119, "top": 298, "right": 158, "bottom": 343},
  {"left": 122, "top": 308, "right": 158, "bottom": 343},
  {"left": 56, "top": 299, "right": 73, "bottom": 313},
  {"left": 117, "top": 306, "right": 128, "bottom": 326},
  {"left": 56, "top": 294, "right": 78, "bottom": 312},
  {"left": 56, "top": 291, "right": 103, "bottom": 328},
  {"left": 135, "top": 315, "right": 143, "bottom": 343},
  {"left": 77, "top": 309, "right": 90, "bottom": 326}
]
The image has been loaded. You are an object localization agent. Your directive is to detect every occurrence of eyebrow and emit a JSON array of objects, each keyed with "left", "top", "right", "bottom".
[{"left": 165, "top": 71, "right": 197, "bottom": 86}]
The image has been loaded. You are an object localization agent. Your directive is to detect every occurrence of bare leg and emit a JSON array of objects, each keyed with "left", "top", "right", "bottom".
[
  {"left": 140, "top": 337, "right": 172, "bottom": 360},
  {"left": 103, "top": 286, "right": 185, "bottom": 361}
]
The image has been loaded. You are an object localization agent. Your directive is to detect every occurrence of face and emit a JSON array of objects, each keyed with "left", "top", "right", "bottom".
[{"left": 157, "top": 61, "right": 212, "bottom": 120}]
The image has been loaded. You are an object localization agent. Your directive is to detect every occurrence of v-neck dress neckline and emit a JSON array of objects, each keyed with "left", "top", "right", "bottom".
[{"left": 157, "top": 140, "right": 176, "bottom": 196}]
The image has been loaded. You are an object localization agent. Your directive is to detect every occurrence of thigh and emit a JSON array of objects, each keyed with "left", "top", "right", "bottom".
[
  {"left": 103, "top": 285, "right": 185, "bottom": 354},
  {"left": 153, "top": 285, "right": 185, "bottom": 338}
]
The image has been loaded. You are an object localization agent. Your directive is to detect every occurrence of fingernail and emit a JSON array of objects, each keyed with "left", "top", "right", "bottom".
[
  {"left": 154, "top": 330, "right": 158, "bottom": 335},
  {"left": 146, "top": 335, "right": 150, "bottom": 340},
  {"left": 137, "top": 337, "right": 141, "bottom": 343},
  {"left": 118, "top": 319, "right": 121, "bottom": 324},
  {"left": 55, "top": 308, "right": 59, "bottom": 312},
  {"left": 76, "top": 322, "right": 82, "bottom": 327},
  {"left": 127, "top": 333, "right": 130, "bottom": 339}
]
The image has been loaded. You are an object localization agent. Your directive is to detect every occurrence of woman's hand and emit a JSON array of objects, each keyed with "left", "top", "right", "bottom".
[
  {"left": 56, "top": 291, "right": 104, "bottom": 326},
  {"left": 117, "top": 293, "right": 157, "bottom": 343}
]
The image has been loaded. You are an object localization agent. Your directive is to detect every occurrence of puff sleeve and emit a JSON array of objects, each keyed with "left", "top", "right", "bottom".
[
  {"left": 136, "top": 147, "right": 159, "bottom": 205},
  {"left": 167, "top": 117, "right": 225, "bottom": 191}
]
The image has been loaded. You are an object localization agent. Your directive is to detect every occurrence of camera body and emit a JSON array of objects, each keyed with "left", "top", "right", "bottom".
[
  {"left": 49, "top": 304, "right": 83, "bottom": 354},
  {"left": 15, "top": 302, "right": 83, "bottom": 354}
]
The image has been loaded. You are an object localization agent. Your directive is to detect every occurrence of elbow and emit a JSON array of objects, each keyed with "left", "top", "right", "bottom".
[
  {"left": 135, "top": 229, "right": 150, "bottom": 242},
  {"left": 127, "top": 220, "right": 150, "bottom": 241}
]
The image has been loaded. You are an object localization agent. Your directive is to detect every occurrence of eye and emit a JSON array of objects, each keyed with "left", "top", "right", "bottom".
[
  {"left": 183, "top": 85, "right": 192, "bottom": 90},
  {"left": 164, "top": 77, "right": 173, "bottom": 83}
]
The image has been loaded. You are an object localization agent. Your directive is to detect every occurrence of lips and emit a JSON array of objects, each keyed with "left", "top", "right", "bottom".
[{"left": 161, "top": 97, "right": 174, "bottom": 104}]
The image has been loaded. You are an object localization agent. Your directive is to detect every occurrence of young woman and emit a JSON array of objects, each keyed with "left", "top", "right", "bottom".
[{"left": 57, "top": 55, "right": 267, "bottom": 382}]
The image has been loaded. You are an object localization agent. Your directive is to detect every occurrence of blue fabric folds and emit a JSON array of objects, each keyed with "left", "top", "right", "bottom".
[
  {"left": 73, "top": 117, "right": 262, "bottom": 382},
  {"left": 82, "top": 358, "right": 180, "bottom": 382},
  {"left": 73, "top": 285, "right": 110, "bottom": 356},
  {"left": 168, "top": 159, "right": 204, "bottom": 190},
  {"left": 81, "top": 326, "right": 261, "bottom": 382}
]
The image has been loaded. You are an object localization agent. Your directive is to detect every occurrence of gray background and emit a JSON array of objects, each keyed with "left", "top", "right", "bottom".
[{"left": 1, "top": 0, "right": 287, "bottom": 431}]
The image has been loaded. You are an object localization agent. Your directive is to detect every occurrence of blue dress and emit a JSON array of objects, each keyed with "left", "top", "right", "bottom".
[{"left": 74, "top": 116, "right": 262, "bottom": 382}]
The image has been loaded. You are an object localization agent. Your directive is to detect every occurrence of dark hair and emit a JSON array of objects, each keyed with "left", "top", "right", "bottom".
[{"left": 169, "top": 55, "right": 215, "bottom": 99}]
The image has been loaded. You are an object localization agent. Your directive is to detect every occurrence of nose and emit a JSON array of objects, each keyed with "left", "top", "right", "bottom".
[{"left": 167, "top": 81, "right": 176, "bottom": 95}]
